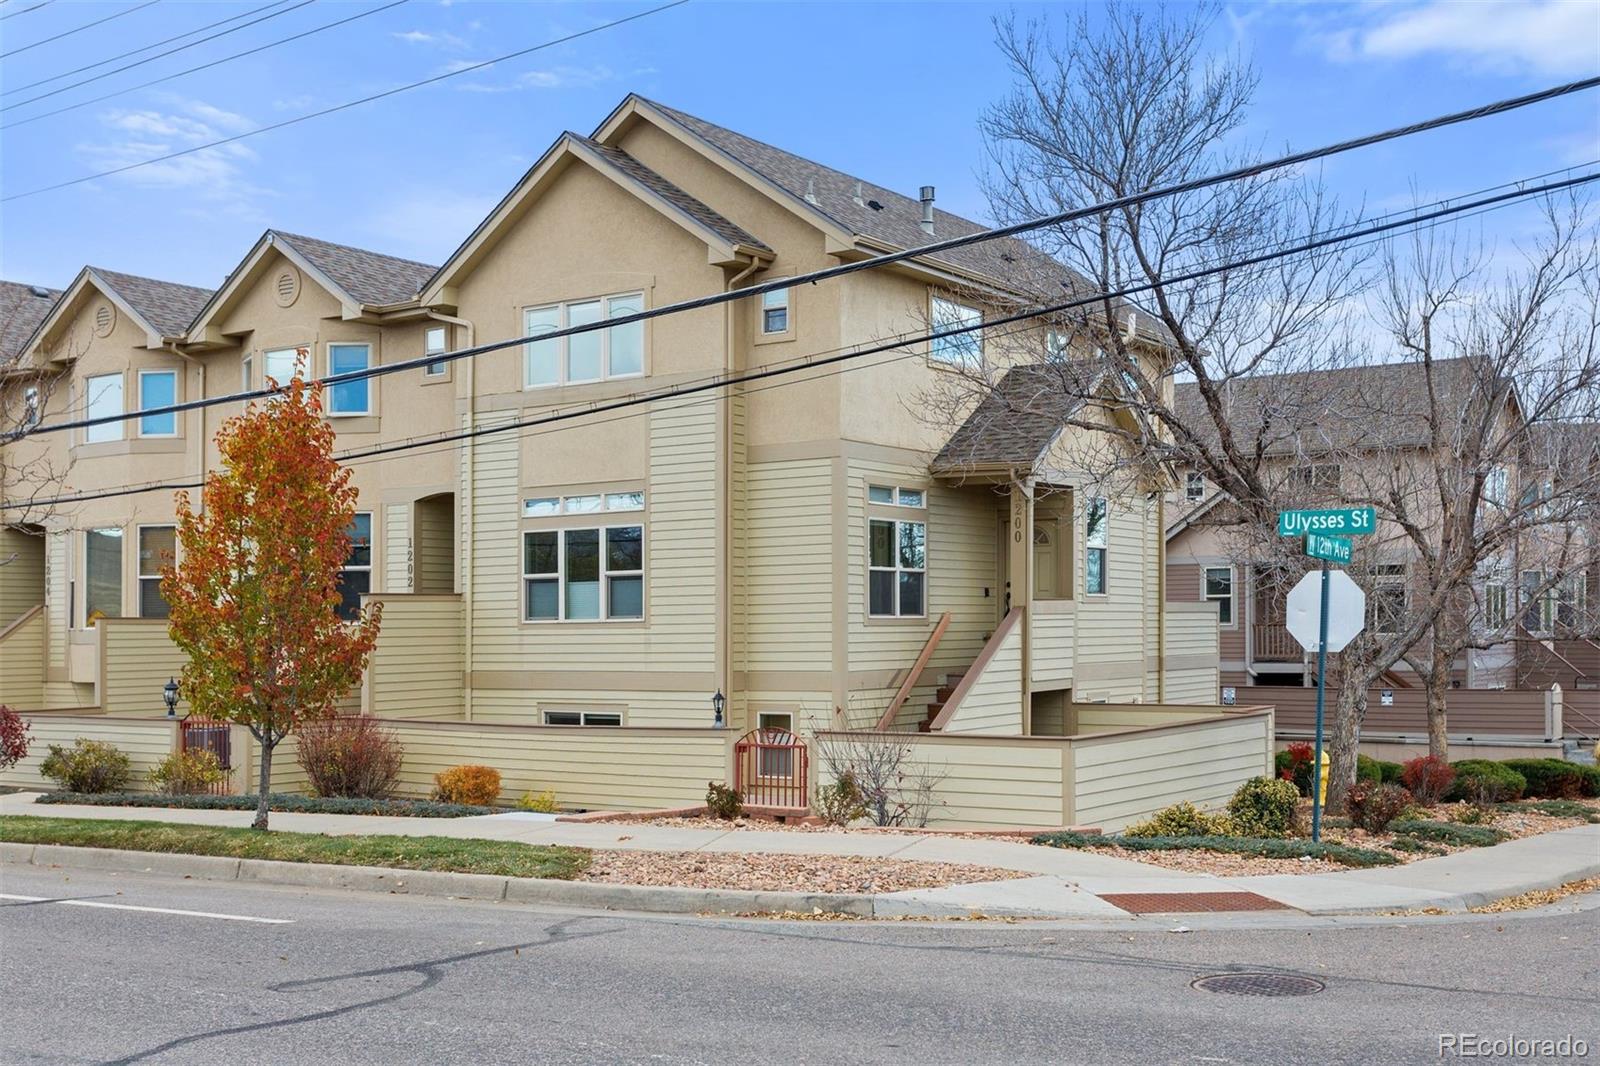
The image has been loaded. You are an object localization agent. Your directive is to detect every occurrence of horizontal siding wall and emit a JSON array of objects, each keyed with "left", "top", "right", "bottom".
[
  {"left": 471, "top": 689, "right": 717, "bottom": 729},
  {"left": 1072, "top": 712, "right": 1274, "bottom": 831},
  {"left": 0, "top": 713, "right": 175, "bottom": 792},
  {"left": 100, "top": 620, "right": 188, "bottom": 717},
  {"left": 1164, "top": 669, "right": 1220, "bottom": 705},
  {"left": 1073, "top": 704, "right": 1222, "bottom": 733},
  {"left": 745, "top": 458, "right": 833, "bottom": 672},
  {"left": 0, "top": 607, "right": 45, "bottom": 709},
  {"left": 941, "top": 617, "right": 1023, "bottom": 735},
  {"left": 1030, "top": 606, "right": 1075, "bottom": 687},
  {"left": 1072, "top": 495, "right": 1154, "bottom": 699},
  {"left": 381, "top": 722, "right": 730, "bottom": 810},
  {"left": 0, "top": 527, "right": 45, "bottom": 628},
  {"left": 365, "top": 595, "right": 464, "bottom": 719}
]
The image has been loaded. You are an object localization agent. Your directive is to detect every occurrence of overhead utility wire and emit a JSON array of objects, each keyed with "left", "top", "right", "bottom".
[
  {"left": 15, "top": 169, "right": 1594, "bottom": 512},
  {"left": 28, "top": 71, "right": 1600, "bottom": 434},
  {"left": 1, "top": 0, "right": 691, "bottom": 199},
  {"left": 1, "top": 0, "right": 410, "bottom": 128},
  {"left": 2, "top": 0, "right": 315, "bottom": 112},
  {"left": 0, "top": 0, "right": 158, "bottom": 59},
  {"left": 3, "top": 1, "right": 290, "bottom": 96},
  {"left": 0, "top": 2, "right": 54, "bottom": 22}
]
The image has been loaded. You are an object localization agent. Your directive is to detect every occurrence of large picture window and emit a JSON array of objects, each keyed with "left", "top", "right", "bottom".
[
  {"left": 868, "top": 518, "right": 925, "bottom": 617},
  {"left": 524, "top": 292, "right": 645, "bottom": 388},
  {"left": 327, "top": 343, "right": 371, "bottom": 415},
  {"left": 84, "top": 373, "right": 123, "bottom": 444},
  {"left": 337, "top": 513, "right": 372, "bottom": 621},
  {"left": 1085, "top": 497, "right": 1108, "bottom": 595},
  {"left": 138, "top": 526, "right": 175, "bottom": 618},
  {"left": 929, "top": 296, "right": 983, "bottom": 367},
  {"left": 138, "top": 370, "right": 177, "bottom": 436},
  {"left": 521, "top": 492, "right": 646, "bottom": 622},
  {"left": 84, "top": 527, "right": 123, "bottom": 623}
]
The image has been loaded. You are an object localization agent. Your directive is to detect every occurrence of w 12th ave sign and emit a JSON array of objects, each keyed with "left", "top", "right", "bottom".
[
  {"left": 1305, "top": 532, "right": 1352, "bottom": 564},
  {"left": 1277, "top": 506, "right": 1376, "bottom": 537}
]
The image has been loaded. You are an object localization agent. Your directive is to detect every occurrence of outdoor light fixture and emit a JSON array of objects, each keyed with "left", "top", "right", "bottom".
[
  {"left": 711, "top": 689, "right": 726, "bottom": 728},
  {"left": 163, "top": 677, "right": 179, "bottom": 718}
]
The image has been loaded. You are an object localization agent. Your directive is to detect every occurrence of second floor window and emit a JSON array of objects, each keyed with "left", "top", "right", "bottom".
[
  {"left": 23, "top": 385, "right": 40, "bottom": 428},
  {"left": 263, "top": 347, "right": 301, "bottom": 389},
  {"left": 1085, "top": 497, "right": 1108, "bottom": 595},
  {"left": 1204, "top": 566, "right": 1234, "bottom": 625},
  {"left": 1370, "top": 564, "right": 1406, "bottom": 634},
  {"left": 761, "top": 287, "right": 790, "bottom": 334},
  {"left": 524, "top": 292, "right": 644, "bottom": 388},
  {"left": 1185, "top": 471, "right": 1205, "bottom": 501},
  {"left": 84, "top": 373, "right": 122, "bottom": 444},
  {"left": 1484, "top": 580, "right": 1508, "bottom": 631},
  {"left": 138, "top": 525, "right": 175, "bottom": 618},
  {"left": 1294, "top": 463, "right": 1341, "bottom": 493},
  {"left": 424, "top": 326, "right": 449, "bottom": 377},
  {"left": 930, "top": 296, "right": 983, "bottom": 367},
  {"left": 327, "top": 343, "right": 371, "bottom": 415},
  {"left": 84, "top": 527, "right": 122, "bottom": 623},
  {"left": 138, "top": 370, "right": 177, "bottom": 436},
  {"left": 337, "top": 513, "right": 372, "bottom": 621}
]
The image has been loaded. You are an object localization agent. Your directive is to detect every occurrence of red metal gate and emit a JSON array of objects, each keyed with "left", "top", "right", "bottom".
[
  {"left": 179, "top": 718, "right": 233, "bottom": 795},
  {"left": 732, "top": 728, "right": 808, "bottom": 809}
]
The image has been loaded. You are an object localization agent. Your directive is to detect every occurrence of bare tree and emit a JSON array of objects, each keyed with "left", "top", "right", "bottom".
[
  {"left": 0, "top": 281, "right": 73, "bottom": 546},
  {"left": 810, "top": 719, "right": 948, "bottom": 828}
]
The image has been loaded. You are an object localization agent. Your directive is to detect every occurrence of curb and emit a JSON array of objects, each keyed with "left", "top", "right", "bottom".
[{"left": 1295, "top": 856, "right": 1600, "bottom": 915}]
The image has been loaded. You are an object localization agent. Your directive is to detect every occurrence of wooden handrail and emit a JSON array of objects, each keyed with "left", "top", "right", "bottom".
[
  {"left": 874, "top": 612, "right": 952, "bottom": 731},
  {"left": 928, "top": 608, "right": 1022, "bottom": 732}
]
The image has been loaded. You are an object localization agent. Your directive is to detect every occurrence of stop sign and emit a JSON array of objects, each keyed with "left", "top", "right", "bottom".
[{"left": 1286, "top": 570, "right": 1366, "bottom": 653}]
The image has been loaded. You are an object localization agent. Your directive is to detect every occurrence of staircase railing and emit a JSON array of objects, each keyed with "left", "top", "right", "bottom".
[{"left": 875, "top": 612, "right": 951, "bottom": 731}]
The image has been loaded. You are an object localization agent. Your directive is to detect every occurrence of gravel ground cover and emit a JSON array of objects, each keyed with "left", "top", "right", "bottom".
[{"left": 579, "top": 850, "right": 1026, "bottom": 894}]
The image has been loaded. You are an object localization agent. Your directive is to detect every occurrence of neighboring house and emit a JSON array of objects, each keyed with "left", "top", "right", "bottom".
[{"left": 0, "top": 95, "right": 1251, "bottom": 827}]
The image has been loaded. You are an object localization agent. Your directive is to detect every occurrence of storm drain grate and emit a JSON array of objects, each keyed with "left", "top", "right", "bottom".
[
  {"left": 1192, "top": 973, "right": 1326, "bottom": 997},
  {"left": 1099, "top": 891, "right": 1290, "bottom": 914}
]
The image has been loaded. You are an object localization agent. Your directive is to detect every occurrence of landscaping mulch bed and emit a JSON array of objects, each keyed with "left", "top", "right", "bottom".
[
  {"left": 579, "top": 850, "right": 1026, "bottom": 895},
  {"left": 598, "top": 815, "right": 919, "bottom": 836}
]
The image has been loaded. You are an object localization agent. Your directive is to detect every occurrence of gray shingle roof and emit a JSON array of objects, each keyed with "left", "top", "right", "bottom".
[
  {"left": 574, "top": 136, "right": 771, "bottom": 253},
  {"left": 0, "top": 279, "right": 62, "bottom": 366},
  {"left": 932, "top": 362, "right": 1100, "bottom": 474},
  {"left": 90, "top": 268, "right": 214, "bottom": 338},
  {"left": 272, "top": 231, "right": 437, "bottom": 307}
]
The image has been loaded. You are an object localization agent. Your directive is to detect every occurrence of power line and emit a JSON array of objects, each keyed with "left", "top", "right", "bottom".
[
  {"left": 0, "top": 0, "right": 158, "bottom": 59},
  {"left": 0, "top": 1, "right": 55, "bottom": 22},
  {"left": 27, "top": 68, "right": 1600, "bottom": 439},
  {"left": 15, "top": 169, "right": 1593, "bottom": 511},
  {"left": 1, "top": 0, "right": 410, "bottom": 130},
  {"left": 2, "top": 1, "right": 291, "bottom": 97},
  {"left": 2, "top": 0, "right": 315, "bottom": 113},
  {"left": 1, "top": 0, "right": 691, "bottom": 199}
]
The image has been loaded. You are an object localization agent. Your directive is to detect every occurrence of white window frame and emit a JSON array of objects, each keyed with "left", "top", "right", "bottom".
[
  {"left": 1370, "top": 564, "right": 1407, "bottom": 635},
  {"left": 1185, "top": 471, "right": 1205, "bottom": 502},
  {"left": 83, "top": 526, "right": 123, "bottom": 624},
  {"left": 137, "top": 368, "right": 178, "bottom": 438},
  {"left": 929, "top": 296, "right": 983, "bottom": 367},
  {"left": 760, "top": 286, "right": 791, "bottom": 335},
  {"left": 262, "top": 347, "right": 304, "bottom": 393},
  {"left": 1203, "top": 565, "right": 1235, "bottom": 627},
  {"left": 867, "top": 516, "right": 927, "bottom": 618},
  {"left": 523, "top": 291, "right": 646, "bottom": 389},
  {"left": 756, "top": 709, "right": 796, "bottom": 777},
  {"left": 423, "top": 326, "right": 449, "bottom": 378},
  {"left": 23, "top": 384, "right": 40, "bottom": 428},
  {"left": 1484, "top": 579, "right": 1508, "bottom": 631},
  {"left": 521, "top": 523, "right": 645, "bottom": 623},
  {"left": 326, "top": 342, "right": 372, "bottom": 416},
  {"left": 542, "top": 709, "right": 624, "bottom": 726},
  {"left": 136, "top": 524, "right": 175, "bottom": 619},
  {"left": 1085, "top": 497, "right": 1109, "bottom": 596},
  {"left": 868, "top": 484, "right": 926, "bottom": 507},
  {"left": 241, "top": 355, "right": 253, "bottom": 392},
  {"left": 83, "top": 372, "right": 123, "bottom": 444}
]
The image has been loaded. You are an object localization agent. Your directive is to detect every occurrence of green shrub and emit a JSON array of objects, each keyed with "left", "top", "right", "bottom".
[
  {"left": 1503, "top": 799, "right": 1600, "bottom": 821},
  {"left": 705, "top": 781, "right": 743, "bottom": 820},
  {"left": 516, "top": 789, "right": 559, "bottom": 813},
  {"left": 1386, "top": 835, "right": 1446, "bottom": 855},
  {"left": 1389, "top": 819, "right": 1506, "bottom": 847},
  {"left": 1227, "top": 776, "right": 1300, "bottom": 838},
  {"left": 1033, "top": 831, "right": 1397, "bottom": 868},
  {"left": 1123, "top": 801, "right": 1232, "bottom": 838},
  {"left": 35, "top": 791, "right": 492, "bottom": 817},
  {"left": 1346, "top": 781, "right": 1412, "bottom": 833},
  {"left": 815, "top": 771, "right": 867, "bottom": 827},
  {"left": 430, "top": 765, "right": 502, "bottom": 806},
  {"left": 1578, "top": 765, "right": 1600, "bottom": 798},
  {"left": 1356, "top": 755, "right": 1403, "bottom": 785},
  {"left": 40, "top": 739, "right": 131, "bottom": 794},
  {"left": 147, "top": 749, "right": 225, "bottom": 796},
  {"left": 1500, "top": 758, "right": 1586, "bottom": 800},
  {"left": 1446, "top": 760, "right": 1526, "bottom": 804}
]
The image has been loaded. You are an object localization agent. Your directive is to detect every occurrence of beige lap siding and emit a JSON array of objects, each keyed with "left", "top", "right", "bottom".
[
  {"left": 100, "top": 619, "right": 188, "bottom": 717},
  {"left": 1072, "top": 704, "right": 1224, "bottom": 733},
  {"left": 0, "top": 713, "right": 175, "bottom": 792},
  {"left": 1030, "top": 608, "right": 1075, "bottom": 688},
  {"left": 0, "top": 527, "right": 45, "bottom": 628},
  {"left": 745, "top": 458, "right": 833, "bottom": 673},
  {"left": 363, "top": 595, "right": 464, "bottom": 719},
  {"left": 0, "top": 607, "right": 44, "bottom": 709},
  {"left": 939, "top": 618, "right": 1023, "bottom": 735}
]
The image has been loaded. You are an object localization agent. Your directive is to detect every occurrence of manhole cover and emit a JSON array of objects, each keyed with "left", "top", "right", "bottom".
[{"left": 1192, "top": 973, "right": 1325, "bottom": 997}]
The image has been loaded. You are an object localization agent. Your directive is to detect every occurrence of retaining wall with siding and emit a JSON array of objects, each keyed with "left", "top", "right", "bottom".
[
  {"left": 0, "top": 606, "right": 45, "bottom": 709},
  {"left": 362, "top": 594, "right": 465, "bottom": 719},
  {"left": 0, "top": 712, "right": 175, "bottom": 792}
]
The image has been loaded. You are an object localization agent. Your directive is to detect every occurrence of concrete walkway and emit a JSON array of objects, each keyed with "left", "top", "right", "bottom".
[{"left": 4, "top": 793, "right": 1597, "bottom": 918}]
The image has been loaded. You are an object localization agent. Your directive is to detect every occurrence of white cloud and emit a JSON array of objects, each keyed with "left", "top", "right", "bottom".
[
  {"left": 79, "top": 98, "right": 269, "bottom": 214},
  {"left": 452, "top": 63, "right": 616, "bottom": 94},
  {"left": 391, "top": 28, "right": 466, "bottom": 48},
  {"left": 1322, "top": 0, "right": 1600, "bottom": 76}
]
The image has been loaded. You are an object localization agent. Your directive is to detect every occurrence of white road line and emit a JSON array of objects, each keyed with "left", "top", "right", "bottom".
[{"left": 0, "top": 893, "right": 294, "bottom": 924}]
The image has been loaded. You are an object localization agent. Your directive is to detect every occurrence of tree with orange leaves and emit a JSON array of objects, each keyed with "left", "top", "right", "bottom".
[{"left": 162, "top": 359, "right": 381, "bottom": 830}]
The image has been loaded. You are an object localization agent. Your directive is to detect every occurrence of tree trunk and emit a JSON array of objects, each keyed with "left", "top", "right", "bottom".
[
  {"left": 1326, "top": 671, "right": 1368, "bottom": 814},
  {"left": 1426, "top": 643, "right": 1451, "bottom": 761},
  {"left": 253, "top": 737, "right": 274, "bottom": 831}
]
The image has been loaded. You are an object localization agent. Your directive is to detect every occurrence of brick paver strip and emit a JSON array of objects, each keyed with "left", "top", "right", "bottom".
[{"left": 1099, "top": 891, "right": 1292, "bottom": 914}]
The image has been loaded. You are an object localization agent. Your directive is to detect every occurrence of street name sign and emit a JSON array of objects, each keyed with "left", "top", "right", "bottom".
[
  {"left": 1304, "top": 532, "right": 1352, "bottom": 564},
  {"left": 1277, "top": 507, "right": 1376, "bottom": 538},
  {"left": 1286, "top": 569, "right": 1366, "bottom": 653}
]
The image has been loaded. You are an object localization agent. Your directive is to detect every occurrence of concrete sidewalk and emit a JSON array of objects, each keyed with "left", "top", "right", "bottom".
[{"left": 4, "top": 793, "right": 1596, "bottom": 918}]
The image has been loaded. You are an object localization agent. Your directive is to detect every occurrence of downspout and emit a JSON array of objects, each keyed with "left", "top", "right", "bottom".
[
  {"left": 1157, "top": 491, "right": 1166, "bottom": 703},
  {"left": 425, "top": 310, "right": 475, "bottom": 720},
  {"left": 721, "top": 255, "right": 761, "bottom": 731}
]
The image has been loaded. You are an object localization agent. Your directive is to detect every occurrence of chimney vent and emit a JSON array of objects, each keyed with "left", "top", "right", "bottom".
[
  {"left": 804, "top": 177, "right": 820, "bottom": 206},
  {"left": 919, "top": 185, "right": 936, "bottom": 234},
  {"left": 852, "top": 181, "right": 865, "bottom": 207}
]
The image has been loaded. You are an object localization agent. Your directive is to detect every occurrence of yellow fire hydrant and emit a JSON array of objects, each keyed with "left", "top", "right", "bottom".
[{"left": 1318, "top": 751, "right": 1330, "bottom": 807}]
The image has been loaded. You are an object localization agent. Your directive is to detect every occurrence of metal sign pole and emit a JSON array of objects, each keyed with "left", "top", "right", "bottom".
[{"left": 1311, "top": 558, "right": 1330, "bottom": 843}]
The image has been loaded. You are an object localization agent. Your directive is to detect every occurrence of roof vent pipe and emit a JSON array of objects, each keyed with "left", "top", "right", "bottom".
[
  {"left": 919, "top": 185, "right": 936, "bottom": 234},
  {"left": 852, "top": 181, "right": 865, "bottom": 207},
  {"left": 804, "top": 177, "right": 820, "bottom": 206}
]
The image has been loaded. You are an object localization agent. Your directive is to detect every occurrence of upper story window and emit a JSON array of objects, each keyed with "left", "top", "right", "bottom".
[
  {"left": 327, "top": 343, "right": 371, "bottom": 416},
  {"left": 138, "top": 369, "right": 177, "bottom": 437},
  {"left": 1204, "top": 565, "right": 1234, "bottom": 626},
  {"left": 83, "top": 373, "right": 122, "bottom": 444},
  {"left": 1370, "top": 564, "right": 1407, "bottom": 634},
  {"left": 868, "top": 484, "right": 925, "bottom": 507},
  {"left": 1483, "top": 465, "right": 1508, "bottom": 508},
  {"left": 241, "top": 356, "right": 253, "bottom": 392},
  {"left": 1185, "top": 471, "right": 1205, "bottom": 502},
  {"left": 23, "top": 385, "right": 40, "bottom": 428},
  {"left": 1483, "top": 576, "right": 1508, "bottom": 631},
  {"left": 522, "top": 491, "right": 645, "bottom": 622},
  {"left": 424, "top": 326, "right": 448, "bottom": 377},
  {"left": 1085, "top": 497, "right": 1108, "bottom": 595},
  {"left": 337, "top": 513, "right": 372, "bottom": 621},
  {"left": 1045, "top": 329, "right": 1070, "bottom": 359},
  {"left": 524, "top": 292, "right": 644, "bottom": 389},
  {"left": 930, "top": 296, "right": 983, "bottom": 367},
  {"left": 84, "top": 527, "right": 122, "bottom": 623},
  {"left": 1294, "top": 463, "right": 1341, "bottom": 494},
  {"left": 138, "top": 525, "right": 175, "bottom": 618},
  {"left": 263, "top": 347, "right": 301, "bottom": 389},
  {"left": 761, "top": 287, "right": 790, "bottom": 334}
]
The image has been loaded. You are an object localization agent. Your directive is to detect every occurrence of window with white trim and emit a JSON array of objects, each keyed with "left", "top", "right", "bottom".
[
  {"left": 868, "top": 517, "right": 925, "bottom": 617},
  {"left": 521, "top": 493, "right": 645, "bottom": 622},
  {"left": 1484, "top": 579, "right": 1508, "bottom": 631},
  {"left": 327, "top": 343, "right": 371, "bottom": 415},
  {"left": 868, "top": 484, "right": 925, "bottom": 507},
  {"left": 930, "top": 296, "right": 983, "bottom": 367},
  {"left": 84, "top": 373, "right": 122, "bottom": 444},
  {"left": 138, "top": 369, "right": 177, "bottom": 437},
  {"left": 524, "top": 292, "right": 644, "bottom": 388},
  {"left": 241, "top": 356, "right": 253, "bottom": 392},
  {"left": 761, "top": 287, "right": 790, "bottom": 334},
  {"left": 1370, "top": 564, "right": 1406, "bottom": 634},
  {"left": 1484, "top": 465, "right": 1508, "bottom": 507},
  {"left": 263, "top": 347, "right": 301, "bottom": 388},
  {"left": 1085, "top": 497, "right": 1108, "bottom": 595},
  {"left": 542, "top": 709, "right": 623, "bottom": 726},
  {"left": 1204, "top": 566, "right": 1234, "bottom": 626},
  {"left": 757, "top": 710, "right": 795, "bottom": 776},
  {"left": 424, "top": 326, "right": 448, "bottom": 377},
  {"left": 1557, "top": 574, "right": 1587, "bottom": 631},
  {"left": 23, "top": 385, "right": 40, "bottom": 428},
  {"left": 84, "top": 527, "right": 123, "bottom": 624},
  {"left": 1185, "top": 470, "right": 1205, "bottom": 502},
  {"left": 138, "top": 525, "right": 175, "bottom": 618},
  {"left": 337, "top": 513, "right": 372, "bottom": 621}
]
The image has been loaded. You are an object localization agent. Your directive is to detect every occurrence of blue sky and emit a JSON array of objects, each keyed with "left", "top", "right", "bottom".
[{"left": 0, "top": 0, "right": 1596, "bottom": 291}]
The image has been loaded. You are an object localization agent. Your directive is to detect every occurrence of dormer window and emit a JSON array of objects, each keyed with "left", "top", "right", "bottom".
[
  {"left": 1185, "top": 471, "right": 1205, "bottom": 502},
  {"left": 930, "top": 296, "right": 982, "bottom": 367}
]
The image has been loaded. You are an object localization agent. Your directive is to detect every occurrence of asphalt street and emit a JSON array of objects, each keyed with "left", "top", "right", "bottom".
[{"left": 1, "top": 863, "right": 1596, "bottom": 1066}]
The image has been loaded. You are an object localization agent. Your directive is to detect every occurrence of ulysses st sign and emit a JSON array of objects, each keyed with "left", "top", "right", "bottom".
[
  {"left": 1277, "top": 507, "right": 1376, "bottom": 538},
  {"left": 1305, "top": 532, "right": 1353, "bottom": 564}
]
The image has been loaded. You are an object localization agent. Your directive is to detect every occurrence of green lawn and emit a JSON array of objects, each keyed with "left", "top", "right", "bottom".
[{"left": 0, "top": 816, "right": 590, "bottom": 880}]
